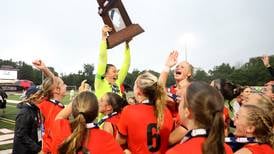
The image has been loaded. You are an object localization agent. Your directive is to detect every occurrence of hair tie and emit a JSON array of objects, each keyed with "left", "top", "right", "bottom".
[{"left": 79, "top": 112, "right": 85, "bottom": 116}]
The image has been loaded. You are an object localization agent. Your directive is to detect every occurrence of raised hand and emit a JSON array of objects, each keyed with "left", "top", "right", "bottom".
[
  {"left": 102, "top": 25, "right": 112, "bottom": 41},
  {"left": 32, "top": 59, "right": 46, "bottom": 70},
  {"left": 262, "top": 55, "right": 271, "bottom": 67},
  {"left": 165, "top": 50, "right": 179, "bottom": 68},
  {"left": 32, "top": 59, "right": 55, "bottom": 78}
]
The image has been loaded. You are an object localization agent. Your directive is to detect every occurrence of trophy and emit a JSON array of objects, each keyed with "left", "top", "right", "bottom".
[{"left": 97, "top": 0, "right": 144, "bottom": 49}]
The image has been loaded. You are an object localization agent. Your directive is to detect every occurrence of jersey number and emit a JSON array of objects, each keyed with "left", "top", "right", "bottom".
[{"left": 147, "top": 123, "right": 161, "bottom": 152}]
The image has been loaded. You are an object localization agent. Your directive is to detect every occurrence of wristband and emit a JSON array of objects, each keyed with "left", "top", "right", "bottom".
[{"left": 163, "top": 66, "right": 170, "bottom": 73}]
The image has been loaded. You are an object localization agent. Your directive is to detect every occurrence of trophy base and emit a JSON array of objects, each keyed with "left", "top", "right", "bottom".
[{"left": 107, "top": 24, "right": 144, "bottom": 49}]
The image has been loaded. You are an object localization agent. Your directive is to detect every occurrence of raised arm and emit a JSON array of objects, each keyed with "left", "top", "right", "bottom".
[
  {"left": 117, "top": 42, "right": 131, "bottom": 85},
  {"left": 32, "top": 60, "right": 55, "bottom": 79},
  {"left": 262, "top": 55, "right": 271, "bottom": 68},
  {"left": 262, "top": 55, "right": 274, "bottom": 77},
  {"left": 159, "top": 50, "right": 178, "bottom": 86},
  {"left": 95, "top": 25, "right": 112, "bottom": 89}
]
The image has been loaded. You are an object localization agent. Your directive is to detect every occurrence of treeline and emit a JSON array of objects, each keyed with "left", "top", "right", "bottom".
[{"left": 0, "top": 55, "right": 273, "bottom": 90}]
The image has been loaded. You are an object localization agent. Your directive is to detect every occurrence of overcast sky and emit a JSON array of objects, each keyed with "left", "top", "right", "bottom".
[{"left": 1, "top": 0, "right": 274, "bottom": 74}]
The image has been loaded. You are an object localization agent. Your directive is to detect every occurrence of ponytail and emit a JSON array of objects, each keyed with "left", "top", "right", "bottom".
[
  {"left": 58, "top": 91, "right": 98, "bottom": 154},
  {"left": 185, "top": 81, "right": 226, "bottom": 154},
  {"left": 23, "top": 90, "right": 44, "bottom": 104},
  {"left": 58, "top": 114, "right": 87, "bottom": 154},
  {"left": 23, "top": 77, "right": 56, "bottom": 104},
  {"left": 135, "top": 72, "right": 166, "bottom": 130},
  {"left": 154, "top": 82, "right": 166, "bottom": 130},
  {"left": 202, "top": 111, "right": 225, "bottom": 154}
]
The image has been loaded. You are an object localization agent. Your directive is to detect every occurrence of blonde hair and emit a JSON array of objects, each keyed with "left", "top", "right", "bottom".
[
  {"left": 242, "top": 104, "right": 274, "bottom": 148},
  {"left": 136, "top": 72, "right": 166, "bottom": 130},
  {"left": 26, "top": 77, "right": 58, "bottom": 103},
  {"left": 58, "top": 91, "right": 98, "bottom": 154},
  {"left": 187, "top": 63, "right": 194, "bottom": 80},
  {"left": 247, "top": 93, "right": 274, "bottom": 125}
]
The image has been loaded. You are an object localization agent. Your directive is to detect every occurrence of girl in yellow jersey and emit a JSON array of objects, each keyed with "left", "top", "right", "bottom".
[{"left": 94, "top": 25, "right": 131, "bottom": 100}]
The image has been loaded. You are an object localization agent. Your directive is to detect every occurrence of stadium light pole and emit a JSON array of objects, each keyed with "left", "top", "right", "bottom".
[{"left": 179, "top": 33, "right": 195, "bottom": 62}]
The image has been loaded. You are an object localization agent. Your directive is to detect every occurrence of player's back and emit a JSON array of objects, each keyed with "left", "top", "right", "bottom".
[{"left": 118, "top": 104, "right": 173, "bottom": 154}]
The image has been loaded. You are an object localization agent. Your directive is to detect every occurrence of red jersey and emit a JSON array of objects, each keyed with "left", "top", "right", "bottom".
[
  {"left": 38, "top": 99, "right": 64, "bottom": 153},
  {"left": 166, "top": 137, "right": 233, "bottom": 154},
  {"left": 105, "top": 114, "right": 120, "bottom": 137},
  {"left": 166, "top": 85, "right": 178, "bottom": 118},
  {"left": 223, "top": 107, "right": 230, "bottom": 128},
  {"left": 117, "top": 103, "right": 174, "bottom": 154},
  {"left": 52, "top": 119, "right": 123, "bottom": 154},
  {"left": 244, "top": 144, "right": 274, "bottom": 154},
  {"left": 51, "top": 119, "right": 71, "bottom": 154}
]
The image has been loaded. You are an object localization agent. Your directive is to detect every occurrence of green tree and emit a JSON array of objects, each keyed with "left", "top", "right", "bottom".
[
  {"left": 1, "top": 55, "right": 274, "bottom": 88},
  {"left": 237, "top": 57, "right": 272, "bottom": 85},
  {"left": 17, "top": 62, "right": 34, "bottom": 80},
  {"left": 0, "top": 59, "right": 17, "bottom": 68},
  {"left": 193, "top": 69, "right": 211, "bottom": 83},
  {"left": 209, "top": 63, "right": 235, "bottom": 80},
  {"left": 61, "top": 63, "right": 95, "bottom": 90},
  {"left": 123, "top": 69, "right": 140, "bottom": 90},
  {"left": 83, "top": 64, "right": 94, "bottom": 77},
  {"left": 33, "top": 70, "right": 43, "bottom": 85},
  {"left": 166, "top": 70, "right": 175, "bottom": 87}
]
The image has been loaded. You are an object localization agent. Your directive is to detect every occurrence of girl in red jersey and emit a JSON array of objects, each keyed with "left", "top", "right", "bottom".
[
  {"left": 52, "top": 90, "right": 123, "bottom": 154},
  {"left": 234, "top": 104, "right": 274, "bottom": 154},
  {"left": 31, "top": 60, "right": 67, "bottom": 153},
  {"left": 116, "top": 72, "right": 174, "bottom": 154},
  {"left": 159, "top": 50, "right": 193, "bottom": 119},
  {"left": 166, "top": 81, "right": 233, "bottom": 154},
  {"left": 159, "top": 51, "right": 191, "bottom": 145},
  {"left": 100, "top": 92, "right": 128, "bottom": 137}
]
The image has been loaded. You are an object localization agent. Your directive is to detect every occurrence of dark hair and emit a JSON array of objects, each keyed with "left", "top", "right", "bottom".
[
  {"left": 105, "top": 64, "right": 115, "bottom": 73},
  {"left": 100, "top": 64, "right": 115, "bottom": 79},
  {"left": 211, "top": 79, "right": 241, "bottom": 101},
  {"left": 105, "top": 92, "right": 127, "bottom": 113},
  {"left": 58, "top": 91, "right": 98, "bottom": 154},
  {"left": 185, "top": 81, "right": 225, "bottom": 154}
]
